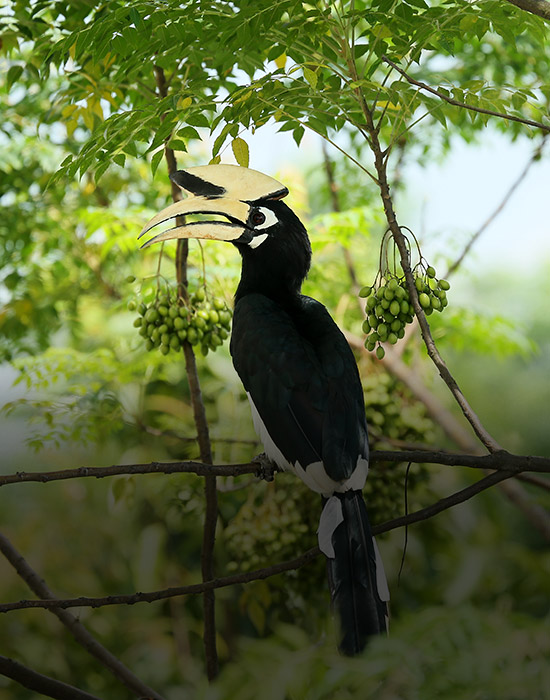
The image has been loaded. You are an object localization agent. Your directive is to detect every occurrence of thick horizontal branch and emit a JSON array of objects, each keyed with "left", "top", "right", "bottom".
[
  {"left": 382, "top": 55, "right": 550, "bottom": 133},
  {"left": 1, "top": 449, "right": 549, "bottom": 490},
  {"left": 0, "top": 466, "right": 518, "bottom": 614},
  {"left": 0, "top": 460, "right": 259, "bottom": 487},
  {"left": 0, "top": 654, "right": 101, "bottom": 700},
  {"left": 372, "top": 449, "right": 550, "bottom": 474},
  {"left": 506, "top": 0, "right": 550, "bottom": 19}
]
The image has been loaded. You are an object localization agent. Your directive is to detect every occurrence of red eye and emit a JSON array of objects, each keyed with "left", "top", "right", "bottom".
[{"left": 251, "top": 210, "right": 266, "bottom": 226}]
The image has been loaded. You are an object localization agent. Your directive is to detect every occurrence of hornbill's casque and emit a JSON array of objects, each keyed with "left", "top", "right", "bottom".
[{"left": 140, "top": 164, "right": 389, "bottom": 655}]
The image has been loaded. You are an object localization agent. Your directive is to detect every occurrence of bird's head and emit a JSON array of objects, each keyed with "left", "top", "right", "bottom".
[{"left": 139, "top": 164, "right": 311, "bottom": 299}]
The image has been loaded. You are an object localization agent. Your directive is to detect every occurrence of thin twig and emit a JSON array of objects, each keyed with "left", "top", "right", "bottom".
[
  {"left": 382, "top": 55, "right": 550, "bottom": 133},
  {"left": 0, "top": 532, "right": 165, "bottom": 700},
  {"left": 0, "top": 548, "right": 320, "bottom": 613},
  {"left": 446, "top": 137, "right": 547, "bottom": 276},
  {"left": 0, "top": 655, "right": 101, "bottom": 700}
]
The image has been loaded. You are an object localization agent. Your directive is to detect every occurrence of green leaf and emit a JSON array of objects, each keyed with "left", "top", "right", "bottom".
[
  {"left": 7, "top": 64, "right": 23, "bottom": 89},
  {"left": 231, "top": 137, "right": 249, "bottom": 167},
  {"left": 150, "top": 149, "right": 164, "bottom": 176},
  {"left": 166, "top": 139, "right": 187, "bottom": 152},
  {"left": 303, "top": 66, "right": 318, "bottom": 89},
  {"left": 292, "top": 126, "right": 304, "bottom": 146}
]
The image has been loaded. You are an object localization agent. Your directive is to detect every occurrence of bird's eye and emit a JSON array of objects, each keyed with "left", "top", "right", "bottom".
[{"left": 251, "top": 210, "right": 266, "bottom": 226}]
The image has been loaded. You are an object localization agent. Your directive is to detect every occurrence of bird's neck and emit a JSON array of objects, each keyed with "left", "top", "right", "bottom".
[{"left": 235, "top": 246, "right": 309, "bottom": 308}]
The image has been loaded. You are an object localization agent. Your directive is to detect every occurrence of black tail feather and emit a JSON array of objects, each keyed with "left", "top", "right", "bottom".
[{"left": 325, "top": 491, "right": 388, "bottom": 656}]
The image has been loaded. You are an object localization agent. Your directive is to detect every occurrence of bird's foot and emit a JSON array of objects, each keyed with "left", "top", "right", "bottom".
[{"left": 253, "top": 453, "right": 278, "bottom": 482}]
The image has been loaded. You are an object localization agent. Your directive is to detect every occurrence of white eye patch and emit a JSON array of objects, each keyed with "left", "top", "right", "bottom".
[{"left": 254, "top": 206, "right": 278, "bottom": 230}]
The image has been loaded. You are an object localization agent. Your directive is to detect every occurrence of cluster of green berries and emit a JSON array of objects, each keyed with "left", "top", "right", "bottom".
[
  {"left": 359, "top": 265, "right": 450, "bottom": 359},
  {"left": 363, "top": 372, "right": 432, "bottom": 523},
  {"left": 130, "top": 288, "right": 233, "bottom": 357}
]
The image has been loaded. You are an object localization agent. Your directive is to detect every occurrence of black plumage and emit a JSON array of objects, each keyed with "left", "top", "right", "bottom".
[
  {"left": 229, "top": 198, "right": 388, "bottom": 654},
  {"left": 140, "top": 165, "right": 389, "bottom": 654}
]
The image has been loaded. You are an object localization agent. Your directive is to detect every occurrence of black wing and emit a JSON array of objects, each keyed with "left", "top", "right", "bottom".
[{"left": 230, "top": 293, "right": 368, "bottom": 483}]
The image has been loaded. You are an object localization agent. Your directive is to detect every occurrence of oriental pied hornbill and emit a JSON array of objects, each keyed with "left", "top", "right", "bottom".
[{"left": 140, "top": 164, "right": 389, "bottom": 655}]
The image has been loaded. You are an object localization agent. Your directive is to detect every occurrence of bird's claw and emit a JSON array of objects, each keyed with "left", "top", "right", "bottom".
[{"left": 253, "top": 453, "right": 278, "bottom": 482}]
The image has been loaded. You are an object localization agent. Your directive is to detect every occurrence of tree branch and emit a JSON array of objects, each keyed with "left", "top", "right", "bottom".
[
  {"left": 0, "top": 532, "right": 165, "bottom": 700},
  {"left": 506, "top": 0, "right": 550, "bottom": 20},
  {"left": 1, "top": 449, "right": 549, "bottom": 492},
  {"left": 382, "top": 55, "right": 550, "bottom": 133},
  {"left": 0, "top": 655, "right": 101, "bottom": 700},
  {"left": 347, "top": 59, "right": 503, "bottom": 452},
  {"left": 0, "top": 466, "right": 520, "bottom": 615}
]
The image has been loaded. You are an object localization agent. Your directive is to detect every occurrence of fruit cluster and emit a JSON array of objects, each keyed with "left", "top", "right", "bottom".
[
  {"left": 362, "top": 371, "right": 432, "bottom": 524},
  {"left": 131, "top": 288, "right": 233, "bottom": 356},
  {"left": 359, "top": 265, "right": 450, "bottom": 359}
]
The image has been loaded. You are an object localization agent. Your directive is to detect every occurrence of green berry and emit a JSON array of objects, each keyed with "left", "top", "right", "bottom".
[
  {"left": 125, "top": 275, "right": 136, "bottom": 283},
  {"left": 160, "top": 344, "right": 170, "bottom": 355},
  {"left": 389, "top": 300, "right": 400, "bottom": 316},
  {"left": 418, "top": 292, "right": 431, "bottom": 309},
  {"left": 359, "top": 286, "right": 373, "bottom": 298},
  {"left": 133, "top": 317, "right": 142, "bottom": 327},
  {"left": 138, "top": 303, "right": 147, "bottom": 316},
  {"left": 426, "top": 266, "right": 436, "bottom": 278},
  {"left": 145, "top": 308, "right": 159, "bottom": 323},
  {"left": 362, "top": 319, "right": 371, "bottom": 334},
  {"left": 128, "top": 300, "right": 137, "bottom": 311},
  {"left": 376, "top": 346, "right": 385, "bottom": 360},
  {"left": 439, "top": 279, "right": 450, "bottom": 291}
]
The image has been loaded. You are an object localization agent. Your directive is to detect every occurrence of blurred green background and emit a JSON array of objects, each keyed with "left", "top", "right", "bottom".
[{"left": 1, "top": 1, "right": 550, "bottom": 698}]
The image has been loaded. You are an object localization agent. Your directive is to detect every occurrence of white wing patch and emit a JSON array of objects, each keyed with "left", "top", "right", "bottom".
[{"left": 246, "top": 393, "right": 369, "bottom": 496}]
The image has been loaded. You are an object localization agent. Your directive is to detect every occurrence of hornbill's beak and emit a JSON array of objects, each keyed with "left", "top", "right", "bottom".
[{"left": 139, "top": 164, "right": 288, "bottom": 247}]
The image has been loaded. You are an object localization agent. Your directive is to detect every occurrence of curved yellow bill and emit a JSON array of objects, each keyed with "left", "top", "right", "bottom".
[
  {"left": 139, "top": 196, "right": 251, "bottom": 248},
  {"left": 139, "top": 164, "right": 288, "bottom": 248}
]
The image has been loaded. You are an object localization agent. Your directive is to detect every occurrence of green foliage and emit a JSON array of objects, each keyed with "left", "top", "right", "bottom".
[
  {"left": 1, "top": 0, "right": 549, "bottom": 697},
  {"left": 198, "top": 607, "right": 550, "bottom": 700}
]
